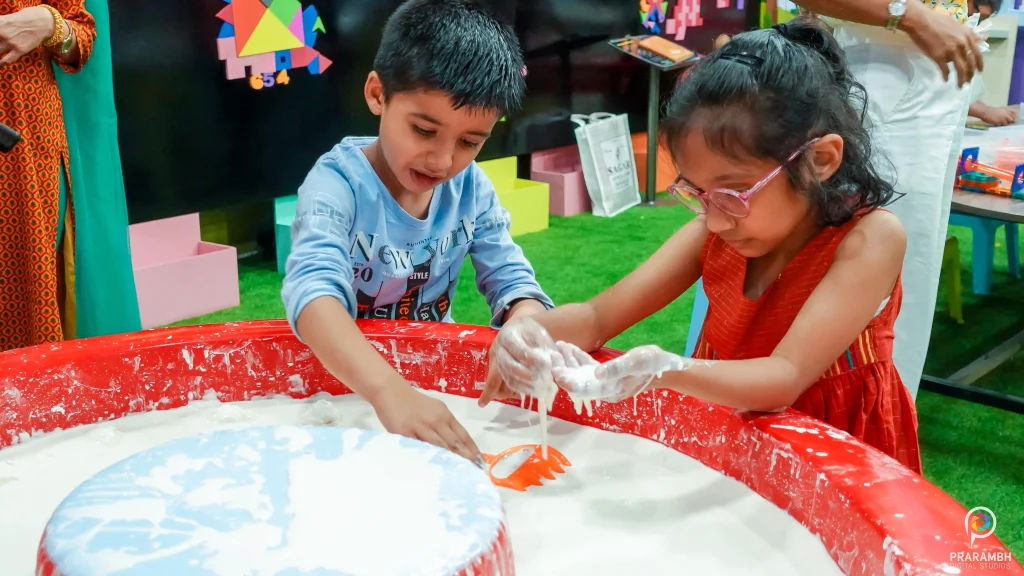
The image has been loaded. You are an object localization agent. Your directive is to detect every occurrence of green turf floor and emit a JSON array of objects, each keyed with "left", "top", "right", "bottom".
[{"left": 178, "top": 203, "right": 1024, "bottom": 558}]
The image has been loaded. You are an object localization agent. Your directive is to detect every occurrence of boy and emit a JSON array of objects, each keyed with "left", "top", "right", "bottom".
[{"left": 281, "top": 0, "right": 552, "bottom": 465}]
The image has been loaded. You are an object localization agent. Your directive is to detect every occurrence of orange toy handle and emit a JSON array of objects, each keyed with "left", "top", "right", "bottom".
[{"left": 482, "top": 444, "right": 572, "bottom": 492}]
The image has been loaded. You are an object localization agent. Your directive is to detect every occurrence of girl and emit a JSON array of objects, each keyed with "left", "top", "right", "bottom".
[{"left": 479, "top": 17, "right": 922, "bottom": 473}]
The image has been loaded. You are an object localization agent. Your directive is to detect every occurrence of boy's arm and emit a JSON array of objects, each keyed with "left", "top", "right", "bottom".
[
  {"left": 282, "top": 161, "right": 481, "bottom": 462},
  {"left": 466, "top": 165, "right": 554, "bottom": 327},
  {"left": 281, "top": 163, "right": 396, "bottom": 401}
]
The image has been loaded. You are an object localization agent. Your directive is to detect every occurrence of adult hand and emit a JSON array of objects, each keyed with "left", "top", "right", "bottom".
[
  {"left": 0, "top": 7, "right": 56, "bottom": 66},
  {"left": 371, "top": 379, "right": 483, "bottom": 466},
  {"left": 479, "top": 316, "right": 556, "bottom": 406},
  {"left": 978, "top": 105, "right": 1017, "bottom": 127},
  {"left": 903, "top": 5, "right": 984, "bottom": 87}
]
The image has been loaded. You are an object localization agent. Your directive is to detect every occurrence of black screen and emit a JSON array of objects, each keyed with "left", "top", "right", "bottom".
[{"left": 108, "top": 0, "right": 756, "bottom": 222}]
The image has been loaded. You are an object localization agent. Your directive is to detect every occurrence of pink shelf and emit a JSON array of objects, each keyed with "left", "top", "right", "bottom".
[
  {"left": 129, "top": 214, "right": 239, "bottom": 329},
  {"left": 531, "top": 146, "right": 590, "bottom": 216}
]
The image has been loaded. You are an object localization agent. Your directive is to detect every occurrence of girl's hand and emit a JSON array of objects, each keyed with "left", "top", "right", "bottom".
[
  {"left": 550, "top": 341, "right": 650, "bottom": 403},
  {"left": 479, "top": 317, "right": 556, "bottom": 406},
  {"left": 0, "top": 7, "right": 55, "bottom": 66},
  {"left": 552, "top": 343, "right": 710, "bottom": 403}
]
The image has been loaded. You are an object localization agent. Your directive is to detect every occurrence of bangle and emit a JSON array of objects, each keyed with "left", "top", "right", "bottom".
[
  {"left": 59, "top": 24, "right": 76, "bottom": 55},
  {"left": 39, "top": 5, "right": 67, "bottom": 48}
]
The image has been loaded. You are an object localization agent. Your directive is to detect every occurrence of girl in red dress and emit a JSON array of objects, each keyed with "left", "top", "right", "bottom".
[{"left": 481, "top": 16, "right": 922, "bottom": 473}]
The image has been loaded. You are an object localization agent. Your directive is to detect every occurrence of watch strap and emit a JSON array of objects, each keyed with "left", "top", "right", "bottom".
[{"left": 885, "top": 0, "right": 908, "bottom": 31}]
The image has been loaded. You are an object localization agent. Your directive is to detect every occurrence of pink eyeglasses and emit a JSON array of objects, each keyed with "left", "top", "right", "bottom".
[{"left": 667, "top": 139, "right": 818, "bottom": 218}]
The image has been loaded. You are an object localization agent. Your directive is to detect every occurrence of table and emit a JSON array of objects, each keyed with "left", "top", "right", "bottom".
[{"left": 921, "top": 189, "right": 1024, "bottom": 414}]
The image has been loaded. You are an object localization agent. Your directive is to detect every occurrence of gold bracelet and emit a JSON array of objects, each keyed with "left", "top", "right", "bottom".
[{"left": 39, "top": 4, "right": 67, "bottom": 48}]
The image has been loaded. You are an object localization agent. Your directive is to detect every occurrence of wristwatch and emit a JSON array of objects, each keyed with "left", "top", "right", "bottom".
[{"left": 886, "top": 0, "right": 908, "bottom": 31}]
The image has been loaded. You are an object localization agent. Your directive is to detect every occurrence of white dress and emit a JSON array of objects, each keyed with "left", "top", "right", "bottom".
[{"left": 832, "top": 22, "right": 973, "bottom": 398}]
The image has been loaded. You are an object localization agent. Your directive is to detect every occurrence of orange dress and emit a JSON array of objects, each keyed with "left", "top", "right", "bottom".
[
  {"left": 692, "top": 214, "right": 923, "bottom": 473},
  {"left": 0, "top": 1, "right": 96, "bottom": 351}
]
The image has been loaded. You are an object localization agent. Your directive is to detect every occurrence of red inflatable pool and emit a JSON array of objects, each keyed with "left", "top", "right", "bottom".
[{"left": 0, "top": 320, "right": 1019, "bottom": 576}]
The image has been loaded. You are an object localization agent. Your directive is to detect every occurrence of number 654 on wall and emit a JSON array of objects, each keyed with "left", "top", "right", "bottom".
[{"left": 249, "top": 70, "right": 291, "bottom": 90}]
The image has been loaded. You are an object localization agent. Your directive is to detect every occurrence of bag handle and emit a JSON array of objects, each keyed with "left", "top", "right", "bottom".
[{"left": 571, "top": 112, "right": 616, "bottom": 128}]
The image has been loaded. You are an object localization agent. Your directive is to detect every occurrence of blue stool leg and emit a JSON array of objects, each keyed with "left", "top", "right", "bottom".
[
  {"left": 1007, "top": 223, "right": 1020, "bottom": 279},
  {"left": 972, "top": 219, "right": 997, "bottom": 295},
  {"left": 685, "top": 279, "right": 709, "bottom": 357}
]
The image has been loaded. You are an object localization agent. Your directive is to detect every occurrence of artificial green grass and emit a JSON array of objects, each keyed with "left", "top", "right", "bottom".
[{"left": 178, "top": 204, "right": 1024, "bottom": 558}]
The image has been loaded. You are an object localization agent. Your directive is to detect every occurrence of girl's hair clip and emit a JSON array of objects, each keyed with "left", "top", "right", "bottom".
[{"left": 719, "top": 52, "right": 764, "bottom": 70}]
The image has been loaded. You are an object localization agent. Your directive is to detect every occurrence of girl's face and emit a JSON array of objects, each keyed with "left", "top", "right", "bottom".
[{"left": 673, "top": 130, "right": 836, "bottom": 258}]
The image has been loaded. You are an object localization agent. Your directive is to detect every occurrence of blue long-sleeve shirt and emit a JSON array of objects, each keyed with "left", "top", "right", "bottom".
[{"left": 282, "top": 137, "right": 553, "bottom": 336}]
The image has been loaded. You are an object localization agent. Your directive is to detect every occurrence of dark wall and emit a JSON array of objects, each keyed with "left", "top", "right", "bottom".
[{"left": 108, "top": 1, "right": 756, "bottom": 223}]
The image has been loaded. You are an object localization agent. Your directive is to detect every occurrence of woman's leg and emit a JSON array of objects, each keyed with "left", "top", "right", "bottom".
[
  {"left": 56, "top": 160, "right": 77, "bottom": 339},
  {"left": 57, "top": 162, "right": 67, "bottom": 249},
  {"left": 842, "top": 39, "right": 970, "bottom": 399},
  {"left": 56, "top": 162, "right": 67, "bottom": 322}
]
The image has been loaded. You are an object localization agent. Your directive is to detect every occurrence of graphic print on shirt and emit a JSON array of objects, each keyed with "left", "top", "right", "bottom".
[
  {"left": 349, "top": 216, "right": 473, "bottom": 322},
  {"left": 355, "top": 260, "right": 456, "bottom": 322}
]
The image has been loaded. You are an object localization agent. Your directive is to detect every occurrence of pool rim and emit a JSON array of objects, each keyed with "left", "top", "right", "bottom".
[{"left": 0, "top": 319, "right": 1018, "bottom": 576}]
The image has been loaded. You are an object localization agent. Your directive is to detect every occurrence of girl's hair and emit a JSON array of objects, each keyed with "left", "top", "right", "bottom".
[{"left": 661, "top": 15, "right": 896, "bottom": 227}]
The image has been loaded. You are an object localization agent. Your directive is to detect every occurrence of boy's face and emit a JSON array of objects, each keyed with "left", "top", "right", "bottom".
[{"left": 365, "top": 72, "right": 500, "bottom": 194}]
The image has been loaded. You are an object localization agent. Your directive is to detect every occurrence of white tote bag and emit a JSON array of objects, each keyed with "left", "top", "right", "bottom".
[{"left": 572, "top": 113, "right": 641, "bottom": 217}]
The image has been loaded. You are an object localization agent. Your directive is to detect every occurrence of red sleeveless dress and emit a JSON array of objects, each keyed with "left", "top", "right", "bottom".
[{"left": 692, "top": 215, "right": 923, "bottom": 473}]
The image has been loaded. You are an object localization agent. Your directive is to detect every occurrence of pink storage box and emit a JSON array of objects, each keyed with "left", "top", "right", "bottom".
[
  {"left": 530, "top": 145, "right": 590, "bottom": 216},
  {"left": 995, "top": 147, "right": 1024, "bottom": 173},
  {"left": 129, "top": 213, "right": 240, "bottom": 329}
]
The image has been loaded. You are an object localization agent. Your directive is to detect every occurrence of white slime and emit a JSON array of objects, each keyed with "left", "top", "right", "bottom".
[{"left": 0, "top": 391, "right": 844, "bottom": 576}]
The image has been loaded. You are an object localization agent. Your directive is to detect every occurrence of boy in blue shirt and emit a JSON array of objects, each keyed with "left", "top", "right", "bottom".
[{"left": 282, "top": 0, "right": 553, "bottom": 464}]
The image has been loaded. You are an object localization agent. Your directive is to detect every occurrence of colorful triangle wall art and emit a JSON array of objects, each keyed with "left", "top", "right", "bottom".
[
  {"left": 240, "top": 10, "right": 303, "bottom": 56},
  {"left": 216, "top": 0, "right": 332, "bottom": 89}
]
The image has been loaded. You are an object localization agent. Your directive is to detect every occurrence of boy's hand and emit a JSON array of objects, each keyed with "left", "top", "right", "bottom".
[
  {"left": 479, "top": 316, "right": 556, "bottom": 406},
  {"left": 371, "top": 379, "right": 482, "bottom": 465}
]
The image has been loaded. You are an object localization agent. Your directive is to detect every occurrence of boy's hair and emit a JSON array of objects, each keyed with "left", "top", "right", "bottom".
[
  {"left": 973, "top": 0, "right": 999, "bottom": 11},
  {"left": 661, "top": 16, "right": 896, "bottom": 227},
  {"left": 373, "top": 0, "right": 526, "bottom": 114}
]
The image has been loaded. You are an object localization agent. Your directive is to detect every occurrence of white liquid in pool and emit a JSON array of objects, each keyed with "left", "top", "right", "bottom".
[{"left": 0, "top": 391, "right": 844, "bottom": 576}]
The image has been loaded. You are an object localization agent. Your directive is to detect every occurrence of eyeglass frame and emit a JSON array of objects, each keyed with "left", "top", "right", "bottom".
[{"left": 666, "top": 138, "right": 819, "bottom": 218}]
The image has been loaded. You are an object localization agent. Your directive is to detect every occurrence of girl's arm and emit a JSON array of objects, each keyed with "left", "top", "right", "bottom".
[
  {"left": 533, "top": 215, "right": 708, "bottom": 351},
  {"left": 653, "top": 211, "right": 905, "bottom": 411},
  {"left": 479, "top": 216, "right": 706, "bottom": 405}
]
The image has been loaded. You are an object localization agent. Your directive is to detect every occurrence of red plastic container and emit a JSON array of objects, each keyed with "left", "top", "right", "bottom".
[{"left": 0, "top": 320, "right": 1018, "bottom": 576}]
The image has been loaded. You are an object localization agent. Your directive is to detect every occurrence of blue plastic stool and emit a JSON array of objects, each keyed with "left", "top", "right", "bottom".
[
  {"left": 948, "top": 213, "right": 1020, "bottom": 295},
  {"left": 685, "top": 279, "right": 709, "bottom": 357},
  {"left": 275, "top": 195, "right": 298, "bottom": 275}
]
